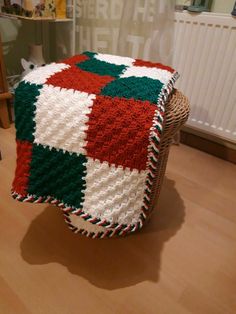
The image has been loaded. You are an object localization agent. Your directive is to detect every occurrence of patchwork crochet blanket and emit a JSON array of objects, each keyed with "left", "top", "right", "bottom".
[{"left": 12, "top": 51, "right": 178, "bottom": 238}]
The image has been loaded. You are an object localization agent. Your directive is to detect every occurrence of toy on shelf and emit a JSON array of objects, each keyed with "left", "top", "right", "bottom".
[{"left": 1, "top": 0, "right": 66, "bottom": 19}]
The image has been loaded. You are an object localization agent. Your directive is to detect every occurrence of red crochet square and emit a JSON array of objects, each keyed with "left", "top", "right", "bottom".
[
  {"left": 61, "top": 54, "right": 89, "bottom": 66},
  {"left": 46, "top": 66, "right": 115, "bottom": 94},
  {"left": 85, "top": 96, "right": 157, "bottom": 170},
  {"left": 134, "top": 59, "right": 175, "bottom": 73},
  {"left": 12, "top": 140, "right": 33, "bottom": 196}
]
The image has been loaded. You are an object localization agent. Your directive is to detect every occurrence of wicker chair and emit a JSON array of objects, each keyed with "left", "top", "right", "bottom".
[{"left": 64, "top": 89, "right": 190, "bottom": 236}]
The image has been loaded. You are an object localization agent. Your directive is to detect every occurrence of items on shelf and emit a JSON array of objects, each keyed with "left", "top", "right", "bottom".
[
  {"left": 55, "top": 0, "right": 66, "bottom": 19},
  {"left": 187, "top": 0, "right": 213, "bottom": 13},
  {"left": 1, "top": 0, "right": 67, "bottom": 19}
]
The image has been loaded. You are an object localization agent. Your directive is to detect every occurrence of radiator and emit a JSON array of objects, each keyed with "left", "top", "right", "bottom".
[{"left": 173, "top": 11, "right": 236, "bottom": 143}]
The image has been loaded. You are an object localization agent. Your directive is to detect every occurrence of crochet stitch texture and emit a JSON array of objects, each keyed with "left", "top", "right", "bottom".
[{"left": 12, "top": 51, "right": 179, "bottom": 238}]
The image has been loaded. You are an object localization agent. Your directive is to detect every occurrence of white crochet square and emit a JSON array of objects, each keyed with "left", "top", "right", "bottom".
[
  {"left": 120, "top": 65, "right": 173, "bottom": 85},
  {"left": 34, "top": 85, "right": 96, "bottom": 155},
  {"left": 95, "top": 53, "right": 135, "bottom": 67},
  {"left": 24, "top": 63, "right": 70, "bottom": 85},
  {"left": 81, "top": 158, "right": 148, "bottom": 226}
]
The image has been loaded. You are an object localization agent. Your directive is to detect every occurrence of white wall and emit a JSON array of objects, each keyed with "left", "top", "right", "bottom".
[{"left": 211, "top": 0, "right": 235, "bottom": 13}]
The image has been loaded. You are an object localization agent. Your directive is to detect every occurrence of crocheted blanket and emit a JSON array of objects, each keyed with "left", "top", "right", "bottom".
[{"left": 12, "top": 51, "right": 178, "bottom": 237}]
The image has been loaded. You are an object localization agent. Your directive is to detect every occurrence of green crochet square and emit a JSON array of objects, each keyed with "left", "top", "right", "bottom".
[
  {"left": 14, "top": 81, "right": 42, "bottom": 142},
  {"left": 28, "top": 144, "right": 87, "bottom": 209},
  {"left": 100, "top": 77, "right": 164, "bottom": 104},
  {"left": 82, "top": 51, "right": 97, "bottom": 59},
  {"left": 76, "top": 58, "right": 127, "bottom": 78}
]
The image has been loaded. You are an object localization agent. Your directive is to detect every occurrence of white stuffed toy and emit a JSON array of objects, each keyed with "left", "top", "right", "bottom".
[
  {"left": 21, "top": 58, "right": 38, "bottom": 78},
  {"left": 13, "top": 58, "right": 41, "bottom": 91}
]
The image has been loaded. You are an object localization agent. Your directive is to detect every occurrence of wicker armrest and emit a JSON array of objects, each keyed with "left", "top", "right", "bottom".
[{"left": 163, "top": 89, "right": 190, "bottom": 139}]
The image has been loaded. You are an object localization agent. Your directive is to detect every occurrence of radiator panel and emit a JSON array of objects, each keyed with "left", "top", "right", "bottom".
[{"left": 173, "top": 12, "right": 236, "bottom": 142}]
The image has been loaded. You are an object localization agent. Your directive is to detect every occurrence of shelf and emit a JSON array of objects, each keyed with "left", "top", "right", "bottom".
[
  {"left": 0, "top": 12, "right": 72, "bottom": 22},
  {"left": 52, "top": 18, "right": 73, "bottom": 22}
]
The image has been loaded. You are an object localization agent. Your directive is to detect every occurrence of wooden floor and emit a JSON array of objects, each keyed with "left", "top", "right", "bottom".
[{"left": 0, "top": 125, "right": 236, "bottom": 314}]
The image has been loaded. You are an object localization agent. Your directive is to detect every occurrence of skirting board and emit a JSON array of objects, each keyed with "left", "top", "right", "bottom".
[{"left": 180, "top": 127, "right": 236, "bottom": 164}]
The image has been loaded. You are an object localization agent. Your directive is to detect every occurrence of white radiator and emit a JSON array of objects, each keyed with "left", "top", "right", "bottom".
[{"left": 173, "top": 11, "right": 236, "bottom": 143}]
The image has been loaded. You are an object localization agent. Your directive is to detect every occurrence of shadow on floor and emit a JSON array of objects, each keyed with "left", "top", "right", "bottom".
[{"left": 20, "top": 177, "right": 185, "bottom": 290}]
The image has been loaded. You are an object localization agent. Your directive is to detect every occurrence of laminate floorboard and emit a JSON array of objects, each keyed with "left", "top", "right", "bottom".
[{"left": 0, "top": 125, "right": 236, "bottom": 314}]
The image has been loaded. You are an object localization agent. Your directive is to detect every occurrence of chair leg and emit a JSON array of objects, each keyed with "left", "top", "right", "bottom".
[{"left": 0, "top": 99, "right": 10, "bottom": 128}]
